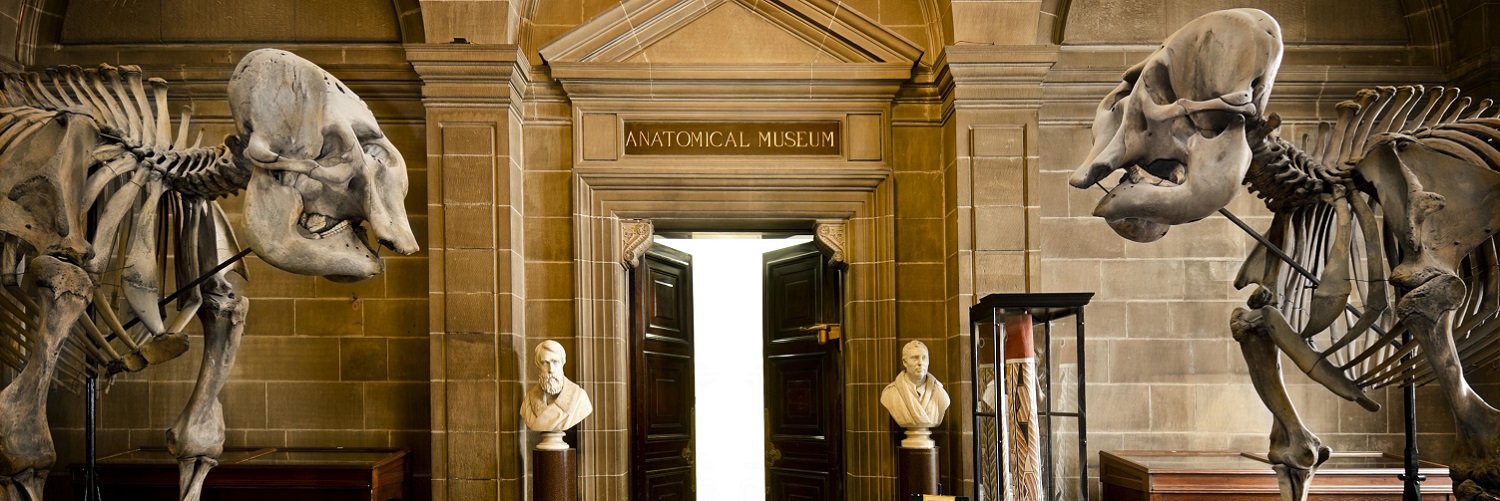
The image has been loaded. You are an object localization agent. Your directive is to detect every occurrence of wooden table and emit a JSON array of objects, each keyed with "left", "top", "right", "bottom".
[
  {"left": 1101, "top": 450, "right": 1452, "bottom": 500},
  {"left": 71, "top": 446, "right": 410, "bottom": 501}
]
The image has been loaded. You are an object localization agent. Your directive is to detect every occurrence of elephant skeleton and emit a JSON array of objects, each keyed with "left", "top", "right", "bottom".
[
  {"left": 1070, "top": 9, "right": 1500, "bottom": 501},
  {"left": 0, "top": 49, "right": 417, "bottom": 501}
]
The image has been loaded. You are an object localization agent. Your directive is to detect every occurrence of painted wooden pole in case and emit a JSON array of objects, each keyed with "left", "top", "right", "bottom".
[{"left": 1006, "top": 314, "right": 1043, "bottom": 501}]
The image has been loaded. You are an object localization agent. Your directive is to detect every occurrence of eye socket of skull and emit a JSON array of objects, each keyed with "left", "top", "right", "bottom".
[
  {"left": 316, "top": 128, "right": 353, "bottom": 169},
  {"left": 1139, "top": 61, "right": 1176, "bottom": 107}
]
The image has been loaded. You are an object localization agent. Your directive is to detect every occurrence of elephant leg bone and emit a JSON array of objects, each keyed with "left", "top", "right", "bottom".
[
  {"left": 1233, "top": 306, "right": 1330, "bottom": 501},
  {"left": 0, "top": 468, "right": 44, "bottom": 501},
  {"left": 176, "top": 456, "right": 217, "bottom": 501},
  {"left": 0, "top": 256, "right": 92, "bottom": 501},
  {"left": 165, "top": 273, "right": 245, "bottom": 501},
  {"left": 1395, "top": 271, "right": 1500, "bottom": 499}
]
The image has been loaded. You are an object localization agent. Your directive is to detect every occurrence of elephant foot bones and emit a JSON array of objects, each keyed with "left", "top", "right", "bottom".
[
  {"left": 0, "top": 49, "right": 415, "bottom": 501},
  {"left": 1069, "top": 8, "right": 1500, "bottom": 501}
]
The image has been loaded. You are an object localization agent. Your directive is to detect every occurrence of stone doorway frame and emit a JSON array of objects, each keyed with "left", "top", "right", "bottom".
[{"left": 571, "top": 167, "right": 900, "bottom": 499}]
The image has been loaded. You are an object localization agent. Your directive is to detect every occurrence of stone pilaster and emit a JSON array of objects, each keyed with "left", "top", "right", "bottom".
[
  {"left": 943, "top": 44, "right": 1057, "bottom": 496},
  {"left": 409, "top": 44, "right": 529, "bottom": 501}
]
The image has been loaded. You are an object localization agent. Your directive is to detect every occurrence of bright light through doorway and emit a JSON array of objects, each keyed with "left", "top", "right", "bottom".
[{"left": 654, "top": 235, "right": 813, "bottom": 501}]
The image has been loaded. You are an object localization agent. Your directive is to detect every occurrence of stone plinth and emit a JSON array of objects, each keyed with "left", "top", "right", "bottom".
[{"left": 532, "top": 448, "right": 577, "bottom": 501}]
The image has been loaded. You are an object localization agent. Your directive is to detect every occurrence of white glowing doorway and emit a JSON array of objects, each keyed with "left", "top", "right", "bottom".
[{"left": 652, "top": 235, "right": 812, "bottom": 501}]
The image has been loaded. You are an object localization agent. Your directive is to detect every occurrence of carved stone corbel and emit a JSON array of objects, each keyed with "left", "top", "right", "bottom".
[
  {"left": 621, "top": 219, "right": 654, "bottom": 269},
  {"left": 814, "top": 220, "right": 847, "bottom": 269}
]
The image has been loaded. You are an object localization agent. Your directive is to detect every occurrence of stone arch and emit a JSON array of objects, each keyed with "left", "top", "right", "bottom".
[
  {"left": 393, "top": 0, "right": 428, "bottom": 44},
  {"left": 515, "top": 0, "right": 540, "bottom": 65},
  {"left": 917, "top": 0, "right": 951, "bottom": 65},
  {"left": 12, "top": 0, "right": 423, "bottom": 66},
  {"left": 1039, "top": 0, "right": 1068, "bottom": 44}
]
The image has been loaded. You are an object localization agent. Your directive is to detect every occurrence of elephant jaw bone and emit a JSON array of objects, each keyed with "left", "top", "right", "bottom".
[
  {"left": 1068, "top": 8, "right": 1283, "bottom": 242},
  {"left": 227, "top": 48, "right": 417, "bottom": 282},
  {"left": 243, "top": 168, "right": 383, "bottom": 282},
  {"left": 1088, "top": 117, "right": 1253, "bottom": 242}
]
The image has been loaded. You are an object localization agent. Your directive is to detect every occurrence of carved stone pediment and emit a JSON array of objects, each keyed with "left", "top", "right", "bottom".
[{"left": 538, "top": 0, "right": 922, "bottom": 98}]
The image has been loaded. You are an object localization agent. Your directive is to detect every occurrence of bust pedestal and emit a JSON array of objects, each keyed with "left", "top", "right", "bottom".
[
  {"left": 532, "top": 445, "right": 577, "bottom": 501},
  {"left": 901, "top": 427, "right": 934, "bottom": 449},
  {"left": 537, "top": 431, "right": 568, "bottom": 450},
  {"left": 899, "top": 446, "right": 940, "bottom": 498}
]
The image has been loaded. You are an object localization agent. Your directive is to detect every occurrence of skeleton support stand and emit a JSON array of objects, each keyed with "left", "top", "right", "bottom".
[
  {"left": 83, "top": 375, "right": 100, "bottom": 501},
  {"left": 75, "top": 249, "right": 252, "bottom": 500}
]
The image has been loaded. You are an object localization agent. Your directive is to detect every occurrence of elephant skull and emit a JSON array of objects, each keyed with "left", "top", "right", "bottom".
[
  {"left": 1068, "top": 8, "right": 1283, "bottom": 242},
  {"left": 228, "top": 48, "right": 418, "bottom": 281}
]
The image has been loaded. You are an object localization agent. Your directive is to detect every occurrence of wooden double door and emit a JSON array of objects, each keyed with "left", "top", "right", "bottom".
[{"left": 629, "top": 241, "right": 844, "bottom": 501}]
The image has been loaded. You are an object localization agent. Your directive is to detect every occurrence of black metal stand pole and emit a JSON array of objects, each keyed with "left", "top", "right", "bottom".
[
  {"left": 1077, "top": 307, "right": 1089, "bottom": 501},
  {"left": 84, "top": 374, "right": 101, "bottom": 501},
  {"left": 119, "top": 247, "right": 251, "bottom": 332},
  {"left": 1401, "top": 330, "right": 1423, "bottom": 501}
]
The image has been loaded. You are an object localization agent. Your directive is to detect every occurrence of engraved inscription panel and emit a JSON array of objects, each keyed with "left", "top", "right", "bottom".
[{"left": 623, "top": 121, "right": 840, "bottom": 156}]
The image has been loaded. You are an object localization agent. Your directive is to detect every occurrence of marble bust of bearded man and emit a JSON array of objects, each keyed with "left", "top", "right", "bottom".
[
  {"left": 880, "top": 340, "right": 951, "bottom": 428},
  {"left": 521, "top": 340, "right": 593, "bottom": 431}
]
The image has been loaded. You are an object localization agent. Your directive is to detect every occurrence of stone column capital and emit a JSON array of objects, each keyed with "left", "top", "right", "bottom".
[
  {"left": 406, "top": 43, "right": 528, "bottom": 105},
  {"left": 943, "top": 45, "right": 1058, "bottom": 108}
]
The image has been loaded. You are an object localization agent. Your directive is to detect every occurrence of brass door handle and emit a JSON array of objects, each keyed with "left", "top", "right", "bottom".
[
  {"left": 766, "top": 446, "right": 782, "bottom": 467},
  {"left": 799, "top": 324, "right": 842, "bottom": 344},
  {"left": 682, "top": 446, "right": 694, "bottom": 465}
]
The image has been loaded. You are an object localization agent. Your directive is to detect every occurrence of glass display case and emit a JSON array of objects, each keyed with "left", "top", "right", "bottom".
[{"left": 970, "top": 293, "right": 1092, "bottom": 501}]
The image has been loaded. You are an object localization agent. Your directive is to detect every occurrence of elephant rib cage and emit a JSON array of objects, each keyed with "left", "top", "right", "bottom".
[
  {"left": 0, "top": 64, "right": 250, "bottom": 391},
  {"left": 1241, "top": 85, "right": 1500, "bottom": 398}
]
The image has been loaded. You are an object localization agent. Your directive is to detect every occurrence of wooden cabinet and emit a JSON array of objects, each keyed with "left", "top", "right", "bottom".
[
  {"left": 1101, "top": 450, "right": 1451, "bottom": 501},
  {"left": 71, "top": 447, "right": 410, "bottom": 501}
]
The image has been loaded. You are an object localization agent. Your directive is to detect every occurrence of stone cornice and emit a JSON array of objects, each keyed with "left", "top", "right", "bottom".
[
  {"left": 405, "top": 43, "right": 528, "bottom": 105},
  {"left": 1041, "top": 61, "right": 1450, "bottom": 125},
  {"left": 945, "top": 45, "right": 1061, "bottom": 66},
  {"left": 574, "top": 166, "right": 889, "bottom": 191},
  {"left": 1447, "top": 48, "right": 1500, "bottom": 97},
  {"left": 545, "top": 63, "right": 914, "bottom": 101},
  {"left": 944, "top": 45, "right": 1059, "bottom": 107},
  {"left": 1040, "top": 42, "right": 1452, "bottom": 124}
]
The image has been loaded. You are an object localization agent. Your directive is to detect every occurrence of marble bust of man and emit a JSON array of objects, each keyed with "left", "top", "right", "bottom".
[
  {"left": 880, "top": 340, "right": 951, "bottom": 429},
  {"left": 521, "top": 340, "right": 593, "bottom": 432}
]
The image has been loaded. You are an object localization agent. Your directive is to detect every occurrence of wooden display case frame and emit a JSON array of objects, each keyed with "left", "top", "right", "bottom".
[{"left": 1100, "top": 450, "right": 1452, "bottom": 501}]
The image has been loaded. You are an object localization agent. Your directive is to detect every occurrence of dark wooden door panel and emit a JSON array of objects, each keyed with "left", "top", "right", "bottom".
[
  {"left": 633, "top": 243, "right": 695, "bottom": 501},
  {"left": 763, "top": 242, "right": 842, "bottom": 501},
  {"left": 643, "top": 467, "right": 693, "bottom": 501},
  {"left": 767, "top": 354, "right": 827, "bottom": 436},
  {"left": 768, "top": 469, "right": 831, "bottom": 501},
  {"left": 646, "top": 353, "right": 692, "bottom": 436}
]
